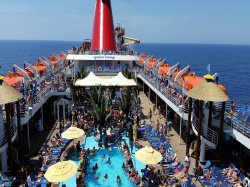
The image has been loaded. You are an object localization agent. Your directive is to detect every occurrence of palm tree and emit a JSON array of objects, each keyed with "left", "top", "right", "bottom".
[
  {"left": 88, "top": 86, "right": 111, "bottom": 142},
  {"left": 76, "top": 67, "right": 88, "bottom": 79},
  {"left": 120, "top": 90, "right": 135, "bottom": 117},
  {"left": 122, "top": 67, "right": 134, "bottom": 79}
]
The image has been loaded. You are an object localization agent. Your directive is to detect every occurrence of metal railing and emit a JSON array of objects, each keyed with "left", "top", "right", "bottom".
[
  {"left": 26, "top": 86, "right": 52, "bottom": 107},
  {"left": 21, "top": 82, "right": 68, "bottom": 118},
  {"left": 213, "top": 102, "right": 250, "bottom": 138},
  {"left": 139, "top": 67, "right": 250, "bottom": 139},
  {"left": 86, "top": 66, "right": 127, "bottom": 74},
  {"left": 192, "top": 115, "right": 218, "bottom": 146},
  {"left": 0, "top": 119, "right": 17, "bottom": 148},
  {"left": 67, "top": 49, "right": 139, "bottom": 56},
  {"left": 224, "top": 113, "right": 250, "bottom": 138},
  {"left": 138, "top": 72, "right": 189, "bottom": 113}
]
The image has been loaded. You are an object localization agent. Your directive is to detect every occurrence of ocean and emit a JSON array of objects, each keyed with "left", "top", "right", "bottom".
[{"left": 0, "top": 41, "right": 249, "bottom": 103}]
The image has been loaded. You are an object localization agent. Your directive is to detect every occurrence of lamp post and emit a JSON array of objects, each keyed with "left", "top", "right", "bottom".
[{"left": 179, "top": 105, "right": 184, "bottom": 144}]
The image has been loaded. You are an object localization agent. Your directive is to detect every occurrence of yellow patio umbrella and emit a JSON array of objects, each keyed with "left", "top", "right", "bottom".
[
  {"left": 135, "top": 146, "right": 162, "bottom": 165},
  {"left": 44, "top": 160, "right": 78, "bottom": 182},
  {"left": 203, "top": 73, "right": 214, "bottom": 80},
  {"left": 61, "top": 126, "right": 85, "bottom": 140}
]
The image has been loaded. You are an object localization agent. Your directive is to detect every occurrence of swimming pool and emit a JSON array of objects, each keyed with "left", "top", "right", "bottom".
[
  {"left": 86, "top": 148, "right": 135, "bottom": 187},
  {"left": 60, "top": 136, "right": 145, "bottom": 187}
]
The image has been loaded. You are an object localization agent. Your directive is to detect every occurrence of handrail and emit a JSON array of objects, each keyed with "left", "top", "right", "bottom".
[
  {"left": 86, "top": 66, "right": 126, "bottom": 74},
  {"left": 22, "top": 82, "right": 68, "bottom": 117},
  {"left": 26, "top": 86, "right": 52, "bottom": 107},
  {"left": 212, "top": 103, "right": 250, "bottom": 137},
  {"left": 138, "top": 71, "right": 189, "bottom": 113},
  {"left": 139, "top": 65, "right": 250, "bottom": 139},
  {"left": 192, "top": 115, "right": 218, "bottom": 145},
  {"left": 67, "top": 49, "right": 139, "bottom": 56},
  {"left": 224, "top": 113, "right": 250, "bottom": 138},
  {"left": 0, "top": 119, "right": 17, "bottom": 148}
]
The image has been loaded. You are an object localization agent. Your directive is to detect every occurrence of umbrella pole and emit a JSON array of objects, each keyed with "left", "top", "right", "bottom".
[{"left": 73, "top": 139, "right": 76, "bottom": 158}]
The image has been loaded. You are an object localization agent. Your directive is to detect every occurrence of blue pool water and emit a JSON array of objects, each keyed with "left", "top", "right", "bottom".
[
  {"left": 61, "top": 136, "right": 145, "bottom": 187},
  {"left": 86, "top": 148, "right": 135, "bottom": 187}
]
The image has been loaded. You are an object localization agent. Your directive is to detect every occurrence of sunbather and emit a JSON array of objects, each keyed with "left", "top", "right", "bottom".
[
  {"left": 233, "top": 177, "right": 249, "bottom": 187},
  {"left": 162, "top": 158, "right": 180, "bottom": 169},
  {"left": 228, "top": 171, "right": 240, "bottom": 184},
  {"left": 222, "top": 165, "right": 233, "bottom": 175},
  {"left": 167, "top": 166, "right": 188, "bottom": 179}
]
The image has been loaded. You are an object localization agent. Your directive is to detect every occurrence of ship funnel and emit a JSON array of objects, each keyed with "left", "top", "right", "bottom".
[{"left": 90, "top": 0, "right": 116, "bottom": 52}]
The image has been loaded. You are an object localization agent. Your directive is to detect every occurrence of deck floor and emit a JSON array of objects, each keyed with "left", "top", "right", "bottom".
[{"left": 138, "top": 91, "right": 202, "bottom": 187}]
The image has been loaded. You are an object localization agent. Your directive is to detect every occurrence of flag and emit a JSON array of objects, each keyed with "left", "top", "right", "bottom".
[{"left": 207, "top": 64, "right": 211, "bottom": 73}]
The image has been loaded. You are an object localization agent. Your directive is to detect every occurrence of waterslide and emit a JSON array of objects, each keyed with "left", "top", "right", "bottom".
[{"left": 122, "top": 36, "right": 140, "bottom": 46}]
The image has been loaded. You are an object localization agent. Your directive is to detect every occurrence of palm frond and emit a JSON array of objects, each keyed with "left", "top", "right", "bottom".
[
  {"left": 120, "top": 90, "right": 135, "bottom": 116},
  {"left": 76, "top": 67, "right": 88, "bottom": 79}
]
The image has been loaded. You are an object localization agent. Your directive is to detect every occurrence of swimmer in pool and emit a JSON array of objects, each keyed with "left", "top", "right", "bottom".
[
  {"left": 117, "top": 175, "right": 121, "bottom": 185},
  {"left": 92, "top": 166, "right": 96, "bottom": 174},
  {"left": 94, "top": 163, "right": 98, "bottom": 170},
  {"left": 107, "top": 157, "right": 111, "bottom": 164},
  {"left": 103, "top": 174, "right": 108, "bottom": 181},
  {"left": 101, "top": 154, "right": 106, "bottom": 161}
]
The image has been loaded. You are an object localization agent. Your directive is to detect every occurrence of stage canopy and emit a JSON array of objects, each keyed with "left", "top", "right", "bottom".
[{"left": 75, "top": 72, "right": 137, "bottom": 87}]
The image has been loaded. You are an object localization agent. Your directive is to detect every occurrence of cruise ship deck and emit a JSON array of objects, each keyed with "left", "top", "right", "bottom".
[{"left": 0, "top": 0, "right": 249, "bottom": 186}]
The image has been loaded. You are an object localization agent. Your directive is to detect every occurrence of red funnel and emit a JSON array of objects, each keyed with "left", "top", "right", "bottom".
[{"left": 91, "top": 0, "right": 116, "bottom": 52}]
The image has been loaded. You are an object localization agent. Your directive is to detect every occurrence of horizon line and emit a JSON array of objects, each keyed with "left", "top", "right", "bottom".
[{"left": 0, "top": 39, "right": 250, "bottom": 46}]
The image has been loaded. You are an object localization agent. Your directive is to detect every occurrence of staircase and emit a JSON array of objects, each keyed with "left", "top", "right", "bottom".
[
  {"left": 0, "top": 119, "right": 18, "bottom": 152},
  {"left": 192, "top": 115, "right": 218, "bottom": 149}
]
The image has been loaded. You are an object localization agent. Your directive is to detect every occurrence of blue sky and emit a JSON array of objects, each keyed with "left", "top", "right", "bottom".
[{"left": 0, "top": 0, "right": 249, "bottom": 44}]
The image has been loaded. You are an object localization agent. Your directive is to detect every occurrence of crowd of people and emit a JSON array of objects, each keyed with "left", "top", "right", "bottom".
[
  {"left": 75, "top": 147, "right": 89, "bottom": 187},
  {"left": 139, "top": 123, "right": 193, "bottom": 187},
  {"left": 16, "top": 124, "right": 71, "bottom": 187},
  {"left": 142, "top": 68, "right": 189, "bottom": 109},
  {"left": 193, "top": 162, "right": 250, "bottom": 187},
  {"left": 122, "top": 141, "right": 141, "bottom": 185}
]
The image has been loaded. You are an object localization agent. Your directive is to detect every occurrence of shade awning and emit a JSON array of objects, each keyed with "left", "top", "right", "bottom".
[
  {"left": 0, "top": 79, "right": 23, "bottom": 105},
  {"left": 75, "top": 72, "right": 137, "bottom": 87},
  {"left": 187, "top": 79, "right": 229, "bottom": 102},
  {"left": 75, "top": 71, "right": 104, "bottom": 86},
  {"left": 110, "top": 72, "right": 137, "bottom": 86}
]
